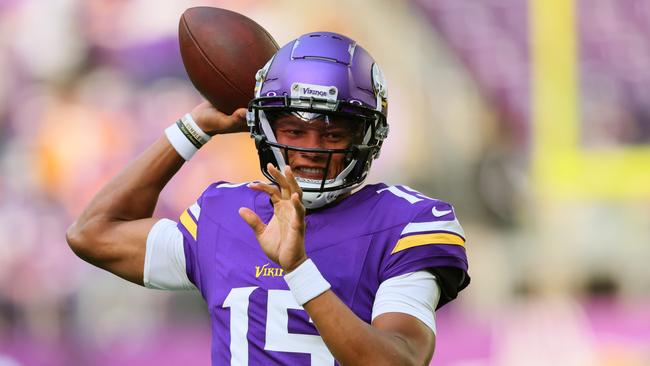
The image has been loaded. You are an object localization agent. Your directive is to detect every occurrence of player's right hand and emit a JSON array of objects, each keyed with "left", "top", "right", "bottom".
[
  {"left": 239, "top": 164, "right": 308, "bottom": 274},
  {"left": 190, "top": 100, "right": 248, "bottom": 136}
]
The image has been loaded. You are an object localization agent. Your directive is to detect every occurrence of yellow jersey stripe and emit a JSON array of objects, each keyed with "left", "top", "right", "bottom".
[
  {"left": 180, "top": 210, "right": 198, "bottom": 241},
  {"left": 392, "top": 233, "right": 465, "bottom": 254}
]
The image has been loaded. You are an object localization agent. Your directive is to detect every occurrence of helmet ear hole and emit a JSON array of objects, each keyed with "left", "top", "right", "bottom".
[
  {"left": 349, "top": 147, "right": 373, "bottom": 180},
  {"left": 255, "top": 137, "right": 279, "bottom": 180}
]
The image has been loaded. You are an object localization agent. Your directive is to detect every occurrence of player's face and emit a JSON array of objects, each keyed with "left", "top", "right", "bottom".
[{"left": 271, "top": 113, "right": 363, "bottom": 180}]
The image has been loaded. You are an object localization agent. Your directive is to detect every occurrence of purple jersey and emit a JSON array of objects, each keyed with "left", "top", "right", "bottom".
[{"left": 177, "top": 182, "right": 470, "bottom": 365}]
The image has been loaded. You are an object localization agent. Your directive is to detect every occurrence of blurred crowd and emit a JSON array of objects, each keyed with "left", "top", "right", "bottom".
[{"left": 1, "top": 0, "right": 649, "bottom": 365}]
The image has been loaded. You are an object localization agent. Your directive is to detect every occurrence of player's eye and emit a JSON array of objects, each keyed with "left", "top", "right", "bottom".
[
  {"left": 282, "top": 129, "right": 304, "bottom": 137},
  {"left": 323, "top": 130, "right": 348, "bottom": 142}
]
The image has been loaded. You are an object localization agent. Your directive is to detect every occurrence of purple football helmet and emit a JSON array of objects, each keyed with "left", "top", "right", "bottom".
[{"left": 247, "top": 32, "right": 389, "bottom": 209}]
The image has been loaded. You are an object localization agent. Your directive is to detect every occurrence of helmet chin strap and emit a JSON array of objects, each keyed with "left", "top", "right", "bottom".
[
  {"left": 300, "top": 185, "right": 356, "bottom": 209},
  {"left": 295, "top": 176, "right": 338, "bottom": 209}
]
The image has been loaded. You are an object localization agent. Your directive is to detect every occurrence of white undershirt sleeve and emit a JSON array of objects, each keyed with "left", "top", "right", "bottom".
[
  {"left": 372, "top": 271, "right": 440, "bottom": 334},
  {"left": 144, "top": 218, "right": 197, "bottom": 290}
]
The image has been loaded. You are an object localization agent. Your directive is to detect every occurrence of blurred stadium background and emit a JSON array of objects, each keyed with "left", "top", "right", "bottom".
[{"left": 1, "top": 0, "right": 649, "bottom": 365}]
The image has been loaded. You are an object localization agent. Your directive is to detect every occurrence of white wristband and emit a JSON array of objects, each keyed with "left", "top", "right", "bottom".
[
  {"left": 181, "top": 113, "right": 212, "bottom": 144},
  {"left": 164, "top": 113, "right": 211, "bottom": 161},
  {"left": 284, "top": 258, "right": 331, "bottom": 306}
]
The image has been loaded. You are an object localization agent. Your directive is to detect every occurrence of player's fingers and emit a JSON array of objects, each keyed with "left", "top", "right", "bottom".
[
  {"left": 267, "top": 164, "right": 290, "bottom": 199},
  {"left": 227, "top": 108, "right": 248, "bottom": 132},
  {"left": 248, "top": 182, "right": 281, "bottom": 203},
  {"left": 290, "top": 192, "right": 306, "bottom": 230},
  {"left": 191, "top": 101, "right": 229, "bottom": 135},
  {"left": 209, "top": 107, "right": 247, "bottom": 134},
  {"left": 192, "top": 103, "right": 248, "bottom": 134},
  {"left": 284, "top": 166, "right": 302, "bottom": 199},
  {"left": 238, "top": 207, "right": 266, "bottom": 236}
]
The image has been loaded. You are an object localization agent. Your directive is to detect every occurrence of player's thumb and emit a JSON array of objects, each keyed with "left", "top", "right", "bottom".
[{"left": 239, "top": 207, "right": 265, "bottom": 236}]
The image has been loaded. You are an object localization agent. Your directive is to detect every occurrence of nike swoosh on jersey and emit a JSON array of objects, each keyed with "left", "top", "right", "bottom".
[{"left": 431, "top": 207, "right": 452, "bottom": 217}]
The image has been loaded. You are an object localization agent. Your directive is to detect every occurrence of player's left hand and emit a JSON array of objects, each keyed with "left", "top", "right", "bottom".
[{"left": 239, "top": 164, "right": 308, "bottom": 273}]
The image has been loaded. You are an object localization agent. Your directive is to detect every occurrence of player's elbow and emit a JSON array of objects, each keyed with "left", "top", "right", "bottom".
[
  {"left": 66, "top": 219, "right": 107, "bottom": 262},
  {"left": 350, "top": 353, "right": 424, "bottom": 366},
  {"left": 345, "top": 340, "right": 431, "bottom": 366},
  {"left": 66, "top": 221, "right": 89, "bottom": 258},
  {"left": 376, "top": 333, "right": 434, "bottom": 366}
]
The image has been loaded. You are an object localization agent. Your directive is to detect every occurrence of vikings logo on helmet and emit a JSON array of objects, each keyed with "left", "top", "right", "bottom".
[{"left": 247, "top": 32, "right": 389, "bottom": 209}]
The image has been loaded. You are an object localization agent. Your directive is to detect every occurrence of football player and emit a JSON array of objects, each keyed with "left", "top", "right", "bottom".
[{"left": 67, "top": 32, "right": 470, "bottom": 365}]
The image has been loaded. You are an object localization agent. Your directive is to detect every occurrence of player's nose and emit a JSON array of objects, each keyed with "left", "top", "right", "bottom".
[
  {"left": 309, "top": 131, "right": 327, "bottom": 148},
  {"left": 299, "top": 149, "right": 327, "bottom": 162},
  {"left": 293, "top": 131, "right": 329, "bottom": 160}
]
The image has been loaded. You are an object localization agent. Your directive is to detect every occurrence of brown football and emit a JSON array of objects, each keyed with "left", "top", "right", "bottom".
[{"left": 178, "top": 7, "right": 279, "bottom": 115}]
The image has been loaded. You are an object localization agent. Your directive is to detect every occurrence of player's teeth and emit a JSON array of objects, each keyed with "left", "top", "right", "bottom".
[{"left": 299, "top": 167, "right": 322, "bottom": 174}]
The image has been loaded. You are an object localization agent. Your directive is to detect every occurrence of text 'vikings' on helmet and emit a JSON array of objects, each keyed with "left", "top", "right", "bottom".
[{"left": 247, "top": 31, "right": 389, "bottom": 209}]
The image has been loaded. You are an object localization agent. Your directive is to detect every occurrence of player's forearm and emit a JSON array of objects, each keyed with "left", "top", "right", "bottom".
[
  {"left": 305, "top": 291, "right": 425, "bottom": 366},
  {"left": 68, "top": 136, "right": 183, "bottom": 247}
]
